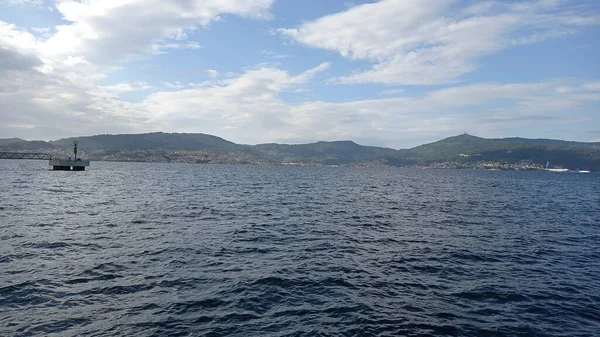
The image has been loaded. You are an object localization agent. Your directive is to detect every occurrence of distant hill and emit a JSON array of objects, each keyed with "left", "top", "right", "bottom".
[
  {"left": 3, "top": 132, "right": 600, "bottom": 170},
  {"left": 0, "top": 140, "right": 54, "bottom": 150},
  {"left": 51, "top": 132, "right": 242, "bottom": 153},
  {"left": 0, "top": 138, "right": 25, "bottom": 146},
  {"left": 254, "top": 141, "right": 397, "bottom": 164},
  {"left": 48, "top": 133, "right": 396, "bottom": 164},
  {"left": 407, "top": 134, "right": 600, "bottom": 159},
  {"left": 400, "top": 134, "right": 600, "bottom": 170}
]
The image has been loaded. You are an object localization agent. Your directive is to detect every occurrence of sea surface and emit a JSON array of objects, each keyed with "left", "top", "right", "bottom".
[{"left": 1, "top": 160, "right": 599, "bottom": 337}]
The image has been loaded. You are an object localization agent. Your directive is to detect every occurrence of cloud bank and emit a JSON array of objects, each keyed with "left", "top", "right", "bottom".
[
  {"left": 0, "top": 0, "right": 599, "bottom": 147},
  {"left": 279, "top": 0, "right": 599, "bottom": 85}
]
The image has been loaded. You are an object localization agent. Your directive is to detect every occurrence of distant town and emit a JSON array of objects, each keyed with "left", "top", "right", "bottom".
[
  {"left": 1, "top": 132, "right": 598, "bottom": 172},
  {"left": 17, "top": 147, "right": 582, "bottom": 172}
]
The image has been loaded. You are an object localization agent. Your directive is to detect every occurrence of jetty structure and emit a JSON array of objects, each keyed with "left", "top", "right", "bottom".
[{"left": 0, "top": 141, "right": 90, "bottom": 171}]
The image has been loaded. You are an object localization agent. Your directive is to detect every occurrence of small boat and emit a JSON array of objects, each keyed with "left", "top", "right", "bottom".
[
  {"left": 545, "top": 161, "right": 568, "bottom": 172},
  {"left": 578, "top": 169, "right": 591, "bottom": 173}
]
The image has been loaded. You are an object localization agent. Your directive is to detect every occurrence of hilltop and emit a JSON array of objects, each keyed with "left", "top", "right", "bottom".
[
  {"left": 51, "top": 132, "right": 239, "bottom": 152},
  {"left": 253, "top": 141, "right": 398, "bottom": 165},
  {"left": 0, "top": 138, "right": 25, "bottom": 146},
  {"left": 402, "top": 134, "right": 600, "bottom": 170},
  {"left": 1, "top": 133, "right": 599, "bottom": 170},
  {"left": 0, "top": 138, "right": 54, "bottom": 150}
]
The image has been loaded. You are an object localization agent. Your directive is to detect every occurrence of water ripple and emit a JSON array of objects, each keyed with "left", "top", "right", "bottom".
[{"left": 1, "top": 161, "right": 599, "bottom": 336}]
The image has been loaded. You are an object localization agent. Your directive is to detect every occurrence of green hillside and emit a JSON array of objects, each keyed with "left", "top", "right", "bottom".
[
  {"left": 51, "top": 132, "right": 242, "bottom": 153},
  {"left": 0, "top": 140, "right": 54, "bottom": 150},
  {"left": 3, "top": 132, "right": 600, "bottom": 170},
  {"left": 254, "top": 141, "right": 397, "bottom": 164},
  {"left": 401, "top": 134, "right": 600, "bottom": 170},
  {"left": 0, "top": 138, "right": 25, "bottom": 146}
]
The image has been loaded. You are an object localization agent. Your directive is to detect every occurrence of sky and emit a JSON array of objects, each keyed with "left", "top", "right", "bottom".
[{"left": 0, "top": 0, "right": 599, "bottom": 148}]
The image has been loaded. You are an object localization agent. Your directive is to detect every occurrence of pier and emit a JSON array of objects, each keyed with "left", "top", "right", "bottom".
[
  {"left": 49, "top": 158, "right": 90, "bottom": 171},
  {"left": 0, "top": 141, "right": 90, "bottom": 171}
]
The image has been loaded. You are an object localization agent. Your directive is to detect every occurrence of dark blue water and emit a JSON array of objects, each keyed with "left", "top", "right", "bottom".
[{"left": 1, "top": 160, "right": 599, "bottom": 336}]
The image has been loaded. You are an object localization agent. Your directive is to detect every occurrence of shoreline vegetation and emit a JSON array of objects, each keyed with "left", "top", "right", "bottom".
[{"left": 1, "top": 133, "right": 599, "bottom": 172}]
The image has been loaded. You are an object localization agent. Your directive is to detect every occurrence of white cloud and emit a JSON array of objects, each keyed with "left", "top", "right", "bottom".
[
  {"left": 100, "top": 82, "right": 152, "bottom": 93},
  {"left": 134, "top": 66, "right": 600, "bottom": 147},
  {"left": 262, "top": 50, "right": 292, "bottom": 59},
  {"left": 5, "top": 0, "right": 43, "bottom": 6},
  {"left": 0, "top": 21, "right": 39, "bottom": 51},
  {"left": 1, "top": 35, "right": 599, "bottom": 147},
  {"left": 379, "top": 89, "right": 404, "bottom": 96},
  {"left": 152, "top": 41, "right": 201, "bottom": 55},
  {"left": 583, "top": 82, "right": 600, "bottom": 91},
  {"left": 41, "top": 0, "right": 275, "bottom": 63},
  {"left": 143, "top": 63, "right": 330, "bottom": 121},
  {"left": 288, "top": 62, "right": 330, "bottom": 84},
  {"left": 204, "top": 69, "right": 219, "bottom": 79},
  {"left": 0, "top": 1, "right": 278, "bottom": 139},
  {"left": 184, "top": 68, "right": 220, "bottom": 79},
  {"left": 279, "top": 0, "right": 599, "bottom": 85},
  {"left": 161, "top": 81, "right": 185, "bottom": 90},
  {"left": 30, "top": 27, "right": 51, "bottom": 33},
  {"left": 1, "top": 1, "right": 598, "bottom": 148},
  {"left": 1, "top": 13, "right": 598, "bottom": 146}
]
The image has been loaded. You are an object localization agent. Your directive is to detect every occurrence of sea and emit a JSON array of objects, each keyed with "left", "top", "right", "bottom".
[{"left": 1, "top": 160, "right": 599, "bottom": 337}]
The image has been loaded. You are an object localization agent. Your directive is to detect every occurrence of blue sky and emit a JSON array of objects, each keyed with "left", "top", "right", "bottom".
[{"left": 0, "top": 0, "right": 599, "bottom": 148}]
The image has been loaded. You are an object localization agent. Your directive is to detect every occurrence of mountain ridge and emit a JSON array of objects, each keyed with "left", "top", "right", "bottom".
[
  {"left": 0, "top": 137, "right": 26, "bottom": 146},
  {"left": 2, "top": 132, "right": 599, "bottom": 170},
  {"left": 4, "top": 132, "right": 599, "bottom": 150}
]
